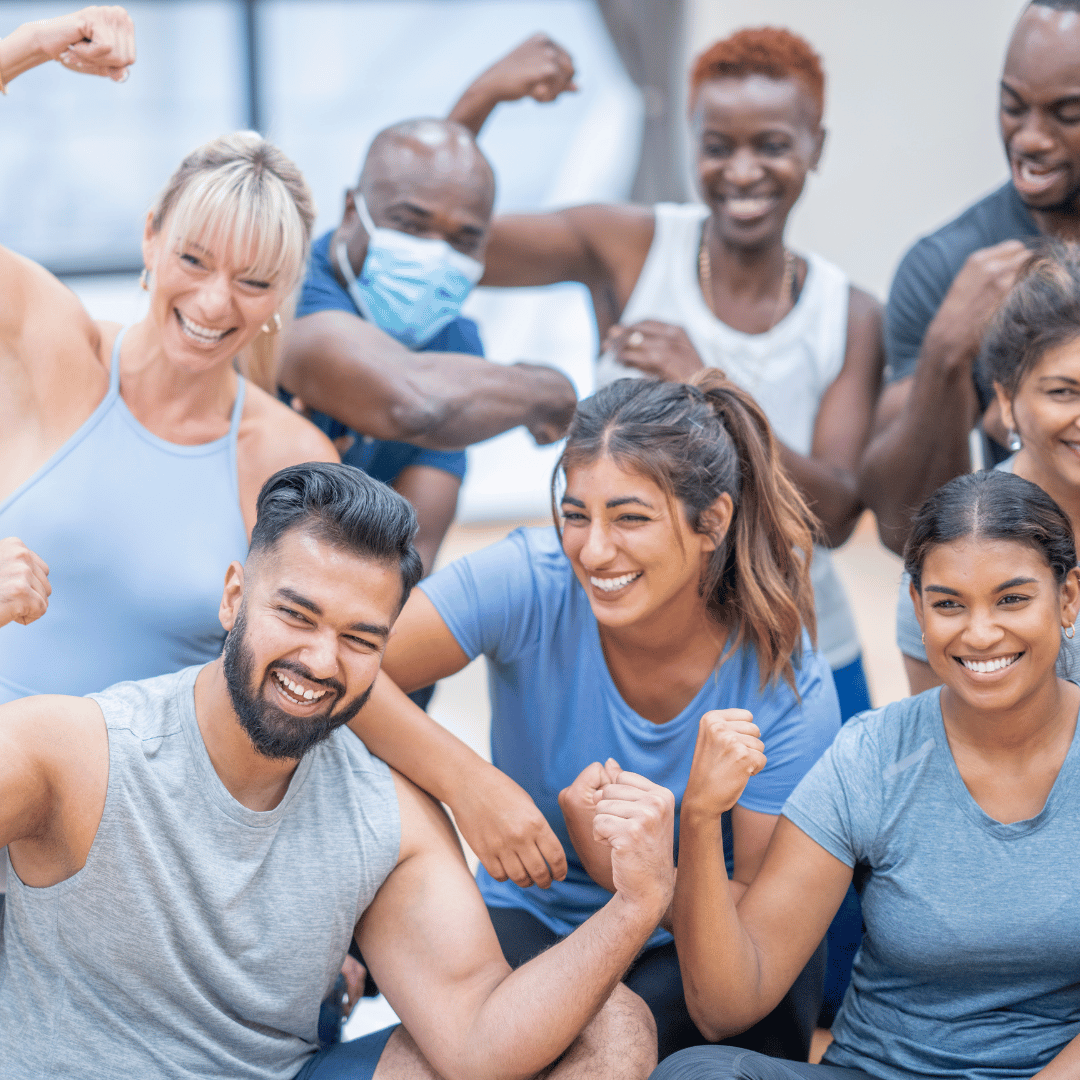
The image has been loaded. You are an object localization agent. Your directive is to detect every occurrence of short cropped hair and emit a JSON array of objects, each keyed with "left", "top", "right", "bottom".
[
  {"left": 1030, "top": 1, "right": 1080, "bottom": 12},
  {"left": 690, "top": 27, "right": 826, "bottom": 125},
  {"left": 250, "top": 463, "right": 423, "bottom": 607}
]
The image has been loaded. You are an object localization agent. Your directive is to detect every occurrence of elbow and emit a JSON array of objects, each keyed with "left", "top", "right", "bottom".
[
  {"left": 684, "top": 991, "right": 754, "bottom": 1045},
  {"left": 387, "top": 395, "right": 456, "bottom": 445}
]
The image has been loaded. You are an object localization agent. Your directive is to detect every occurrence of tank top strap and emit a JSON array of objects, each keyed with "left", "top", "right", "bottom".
[
  {"left": 228, "top": 375, "right": 246, "bottom": 440},
  {"left": 108, "top": 327, "right": 127, "bottom": 394}
]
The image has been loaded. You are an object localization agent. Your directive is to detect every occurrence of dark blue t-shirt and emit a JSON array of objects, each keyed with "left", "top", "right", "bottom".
[
  {"left": 292, "top": 229, "right": 477, "bottom": 484},
  {"left": 884, "top": 182, "right": 1038, "bottom": 387}
]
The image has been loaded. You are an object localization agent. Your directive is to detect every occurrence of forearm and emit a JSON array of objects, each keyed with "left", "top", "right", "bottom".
[
  {"left": 350, "top": 674, "right": 488, "bottom": 806},
  {"left": 859, "top": 340, "right": 979, "bottom": 555},
  {"left": 777, "top": 446, "right": 862, "bottom": 548},
  {"left": 0, "top": 21, "right": 50, "bottom": 84},
  {"left": 448, "top": 83, "right": 500, "bottom": 136},
  {"left": 462, "top": 893, "right": 660, "bottom": 1080},
  {"left": 672, "top": 813, "right": 767, "bottom": 1040}
]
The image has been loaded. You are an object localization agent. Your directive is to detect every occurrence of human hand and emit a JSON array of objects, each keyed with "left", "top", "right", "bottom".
[
  {"left": 340, "top": 954, "right": 366, "bottom": 1019},
  {"left": 926, "top": 240, "right": 1031, "bottom": 367},
  {"left": 682, "top": 710, "right": 766, "bottom": 822},
  {"left": 450, "top": 763, "right": 567, "bottom": 888},
  {"left": 33, "top": 6, "right": 136, "bottom": 81},
  {"left": 604, "top": 320, "right": 705, "bottom": 382},
  {"left": 472, "top": 34, "right": 577, "bottom": 106},
  {"left": 0, "top": 537, "right": 51, "bottom": 627},
  {"left": 592, "top": 767, "right": 675, "bottom": 918},
  {"left": 558, "top": 758, "right": 622, "bottom": 893},
  {"left": 518, "top": 364, "right": 577, "bottom": 445}
]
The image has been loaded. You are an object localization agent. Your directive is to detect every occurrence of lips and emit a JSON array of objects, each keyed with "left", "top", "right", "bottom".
[
  {"left": 956, "top": 652, "right": 1021, "bottom": 675},
  {"left": 1012, "top": 158, "right": 1068, "bottom": 198},
  {"left": 271, "top": 668, "right": 332, "bottom": 707},
  {"left": 589, "top": 571, "right": 642, "bottom": 596},
  {"left": 721, "top": 195, "right": 778, "bottom": 223}
]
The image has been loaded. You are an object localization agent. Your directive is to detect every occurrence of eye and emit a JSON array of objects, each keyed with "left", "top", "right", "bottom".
[
  {"left": 1054, "top": 106, "right": 1080, "bottom": 125},
  {"left": 279, "top": 606, "right": 312, "bottom": 625},
  {"left": 759, "top": 140, "right": 792, "bottom": 157},
  {"left": 344, "top": 634, "right": 379, "bottom": 651},
  {"left": 239, "top": 277, "right": 272, "bottom": 291},
  {"left": 931, "top": 598, "right": 961, "bottom": 610},
  {"left": 1048, "top": 387, "right": 1079, "bottom": 399},
  {"left": 180, "top": 252, "right": 204, "bottom": 268},
  {"left": 561, "top": 510, "right": 588, "bottom": 523},
  {"left": 617, "top": 513, "right": 651, "bottom": 523},
  {"left": 999, "top": 593, "right": 1033, "bottom": 605},
  {"left": 701, "top": 139, "right": 732, "bottom": 159}
]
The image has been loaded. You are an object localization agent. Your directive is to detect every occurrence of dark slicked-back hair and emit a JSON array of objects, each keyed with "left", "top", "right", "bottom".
[
  {"left": 250, "top": 462, "right": 423, "bottom": 607},
  {"left": 904, "top": 471, "right": 1076, "bottom": 593}
]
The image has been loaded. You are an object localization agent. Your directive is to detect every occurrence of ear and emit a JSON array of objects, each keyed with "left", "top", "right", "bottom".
[
  {"left": 218, "top": 561, "right": 246, "bottom": 633},
  {"left": 698, "top": 491, "right": 735, "bottom": 553},
  {"left": 810, "top": 126, "right": 827, "bottom": 171},
  {"left": 342, "top": 188, "right": 358, "bottom": 223},
  {"left": 1061, "top": 567, "right": 1080, "bottom": 632},
  {"left": 909, "top": 577, "right": 926, "bottom": 634},
  {"left": 994, "top": 381, "right": 1016, "bottom": 435},
  {"left": 141, "top": 210, "right": 158, "bottom": 274}
]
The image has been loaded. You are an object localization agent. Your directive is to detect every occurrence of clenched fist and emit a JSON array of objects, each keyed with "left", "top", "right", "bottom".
[
  {"left": 0, "top": 537, "right": 51, "bottom": 628},
  {"left": 34, "top": 6, "right": 136, "bottom": 80},
  {"left": 682, "top": 709, "right": 766, "bottom": 822}
]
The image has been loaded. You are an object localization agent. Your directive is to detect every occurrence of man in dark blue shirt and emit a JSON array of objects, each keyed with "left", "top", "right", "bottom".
[{"left": 860, "top": 0, "right": 1080, "bottom": 553}]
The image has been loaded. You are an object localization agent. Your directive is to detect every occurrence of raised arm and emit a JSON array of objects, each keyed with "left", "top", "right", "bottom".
[
  {"left": 859, "top": 240, "right": 1030, "bottom": 555},
  {"left": 279, "top": 310, "right": 577, "bottom": 449},
  {"left": 0, "top": 538, "right": 51, "bottom": 628},
  {"left": 349, "top": 590, "right": 568, "bottom": 888},
  {"left": 448, "top": 33, "right": 577, "bottom": 136},
  {"left": 0, "top": 5, "right": 135, "bottom": 90},
  {"left": 358, "top": 767, "right": 673, "bottom": 1080},
  {"left": 673, "top": 712, "right": 851, "bottom": 1039}
]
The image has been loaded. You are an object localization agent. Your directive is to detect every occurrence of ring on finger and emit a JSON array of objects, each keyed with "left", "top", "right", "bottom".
[{"left": 627, "top": 330, "right": 644, "bottom": 347}]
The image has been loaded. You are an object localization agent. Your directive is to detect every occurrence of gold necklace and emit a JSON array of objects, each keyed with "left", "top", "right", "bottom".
[{"left": 698, "top": 231, "right": 796, "bottom": 331}]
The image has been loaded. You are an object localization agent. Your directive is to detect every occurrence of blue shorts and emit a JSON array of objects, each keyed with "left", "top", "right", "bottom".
[{"left": 294, "top": 1025, "right": 398, "bottom": 1080}]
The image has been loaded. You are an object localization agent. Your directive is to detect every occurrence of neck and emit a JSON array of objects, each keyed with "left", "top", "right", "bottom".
[
  {"left": 1013, "top": 450, "right": 1080, "bottom": 543},
  {"left": 1028, "top": 204, "right": 1080, "bottom": 243},
  {"left": 598, "top": 588, "right": 726, "bottom": 666},
  {"left": 193, "top": 660, "right": 299, "bottom": 812},
  {"left": 119, "top": 319, "right": 239, "bottom": 433},
  {"left": 703, "top": 216, "right": 788, "bottom": 298},
  {"left": 940, "top": 672, "right": 1076, "bottom": 760}
]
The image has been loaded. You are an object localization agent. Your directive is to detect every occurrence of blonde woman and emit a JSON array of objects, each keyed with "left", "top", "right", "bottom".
[{"left": 0, "top": 5, "right": 336, "bottom": 704}]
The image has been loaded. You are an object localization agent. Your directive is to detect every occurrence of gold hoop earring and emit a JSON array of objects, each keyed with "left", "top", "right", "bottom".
[
  {"left": 921, "top": 632, "right": 925, "bottom": 646},
  {"left": 1066, "top": 624, "right": 1076, "bottom": 640},
  {"left": 139, "top": 269, "right": 150, "bottom": 292},
  {"left": 261, "top": 312, "right": 282, "bottom": 335}
]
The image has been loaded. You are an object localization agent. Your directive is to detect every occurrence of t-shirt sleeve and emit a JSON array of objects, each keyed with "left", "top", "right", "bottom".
[
  {"left": 737, "top": 650, "right": 841, "bottom": 817},
  {"left": 417, "top": 531, "right": 545, "bottom": 664},
  {"left": 883, "top": 237, "right": 954, "bottom": 385},
  {"left": 406, "top": 448, "right": 468, "bottom": 480},
  {"left": 781, "top": 713, "right": 884, "bottom": 867}
]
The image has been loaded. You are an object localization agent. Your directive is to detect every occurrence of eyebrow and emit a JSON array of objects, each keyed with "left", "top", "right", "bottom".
[
  {"left": 923, "top": 577, "right": 1038, "bottom": 597},
  {"left": 560, "top": 495, "right": 656, "bottom": 510},
  {"left": 1037, "top": 375, "right": 1080, "bottom": 385},
  {"left": 275, "top": 588, "right": 390, "bottom": 639},
  {"left": 1001, "top": 80, "right": 1080, "bottom": 110},
  {"left": 386, "top": 201, "right": 433, "bottom": 219}
]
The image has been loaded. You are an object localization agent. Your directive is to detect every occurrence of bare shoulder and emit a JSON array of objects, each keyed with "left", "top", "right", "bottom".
[
  {"left": 564, "top": 202, "right": 655, "bottom": 258},
  {"left": 389, "top": 767, "right": 465, "bottom": 867},
  {"left": 240, "top": 381, "right": 340, "bottom": 472},
  {"left": 847, "top": 283, "right": 884, "bottom": 326},
  {"left": 0, "top": 693, "right": 107, "bottom": 778}
]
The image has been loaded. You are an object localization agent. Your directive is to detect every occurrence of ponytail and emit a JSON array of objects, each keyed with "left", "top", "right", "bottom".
[{"left": 554, "top": 374, "right": 818, "bottom": 689}]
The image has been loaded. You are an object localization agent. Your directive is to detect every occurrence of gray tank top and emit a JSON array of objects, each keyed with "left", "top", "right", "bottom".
[{"left": 0, "top": 665, "right": 400, "bottom": 1080}]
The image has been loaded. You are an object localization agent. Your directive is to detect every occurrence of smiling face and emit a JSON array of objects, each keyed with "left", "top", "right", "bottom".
[
  {"left": 913, "top": 537, "right": 1080, "bottom": 711},
  {"left": 998, "top": 335, "right": 1080, "bottom": 492},
  {"left": 559, "top": 454, "right": 732, "bottom": 632},
  {"left": 219, "top": 527, "right": 404, "bottom": 760},
  {"left": 141, "top": 214, "right": 289, "bottom": 374},
  {"left": 1001, "top": 5, "right": 1080, "bottom": 214},
  {"left": 691, "top": 74, "right": 824, "bottom": 250}
]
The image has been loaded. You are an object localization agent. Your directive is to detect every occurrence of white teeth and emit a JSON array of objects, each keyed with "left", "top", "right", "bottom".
[
  {"left": 725, "top": 197, "right": 773, "bottom": 220},
  {"left": 589, "top": 572, "right": 642, "bottom": 593},
  {"left": 273, "top": 670, "right": 327, "bottom": 702},
  {"left": 176, "top": 309, "right": 228, "bottom": 344},
  {"left": 961, "top": 654, "right": 1019, "bottom": 674}
]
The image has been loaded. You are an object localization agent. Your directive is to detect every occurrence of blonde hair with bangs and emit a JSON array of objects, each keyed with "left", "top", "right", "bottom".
[{"left": 150, "top": 132, "right": 316, "bottom": 391}]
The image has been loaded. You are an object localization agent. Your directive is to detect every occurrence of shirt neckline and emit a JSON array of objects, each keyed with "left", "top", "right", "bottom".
[{"left": 931, "top": 685, "right": 1080, "bottom": 838}]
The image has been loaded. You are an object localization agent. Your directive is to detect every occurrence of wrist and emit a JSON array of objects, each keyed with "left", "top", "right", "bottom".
[
  {"left": 921, "top": 321, "right": 978, "bottom": 378},
  {"left": 607, "top": 885, "right": 671, "bottom": 935},
  {"left": 680, "top": 795, "right": 730, "bottom": 831}
]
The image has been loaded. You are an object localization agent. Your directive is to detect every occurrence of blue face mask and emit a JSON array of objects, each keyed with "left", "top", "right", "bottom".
[{"left": 335, "top": 195, "right": 484, "bottom": 350}]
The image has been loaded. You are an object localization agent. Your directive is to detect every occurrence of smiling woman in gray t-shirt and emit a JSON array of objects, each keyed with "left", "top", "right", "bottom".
[{"left": 656, "top": 470, "right": 1080, "bottom": 1080}]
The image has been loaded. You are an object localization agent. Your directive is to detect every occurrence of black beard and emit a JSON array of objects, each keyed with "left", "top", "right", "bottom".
[
  {"left": 222, "top": 603, "right": 373, "bottom": 761},
  {"left": 1017, "top": 179, "right": 1080, "bottom": 218}
]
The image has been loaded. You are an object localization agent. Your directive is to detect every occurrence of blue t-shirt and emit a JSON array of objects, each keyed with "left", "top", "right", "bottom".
[
  {"left": 784, "top": 689, "right": 1080, "bottom": 1080},
  {"left": 419, "top": 526, "right": 841, "bottom": 945},
  {"left": 292, "top": 229, "right": 476, "bottom": 484}
]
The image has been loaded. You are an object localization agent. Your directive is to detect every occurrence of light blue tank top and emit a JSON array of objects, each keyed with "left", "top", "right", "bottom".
[{"left": 0, "top": 329, "right": 250, "bottom": 703}]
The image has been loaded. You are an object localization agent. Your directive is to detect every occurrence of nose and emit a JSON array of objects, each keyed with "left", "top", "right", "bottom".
[
  {"left": 299, "top": 629, "right": 340, "bottom": 682},
  {"left": 727, "top": 146, "right": 766, "bottom": 187},
  {"left": 960, "top": 605, "right": 1007, "bottom": 653},
  {"left": 193, "top": 270, "right": 233, "bottom": 319},
  {"left": 578, "top": 518, "right": 618, "bottom": 570},
  {"left": 1010, "top": 111, "right": 1056, "bottom": 158}
]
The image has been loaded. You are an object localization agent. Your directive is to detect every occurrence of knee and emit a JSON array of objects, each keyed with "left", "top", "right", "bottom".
[
  {"left": 583, "top": 983, "right": 658, "bottom": 1079},
  {"left": 650, "top": 1045, "right": 750, "bottom": 1080}
]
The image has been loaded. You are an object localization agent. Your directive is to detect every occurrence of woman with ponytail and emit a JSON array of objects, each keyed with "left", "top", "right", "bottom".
[{"left": 349, "top": 373, "right": 841, "bottom": 1062}]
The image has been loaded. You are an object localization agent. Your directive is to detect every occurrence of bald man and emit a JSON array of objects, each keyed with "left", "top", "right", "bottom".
[
  {"left": 279, "top": 116, "right": 576, "bottom": 579},
  {"left": 860, "top": 0, "right": 1080, "bottom": 554}
]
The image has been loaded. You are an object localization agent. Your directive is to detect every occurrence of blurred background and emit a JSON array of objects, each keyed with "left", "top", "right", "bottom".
[{"left": 0, "top": 0, "right": 1034, "bottom": 703}]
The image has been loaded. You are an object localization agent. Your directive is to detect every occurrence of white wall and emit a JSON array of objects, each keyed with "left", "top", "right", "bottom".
[{"left": 687, "top": 0, "right": 1029, "bottom": 299}]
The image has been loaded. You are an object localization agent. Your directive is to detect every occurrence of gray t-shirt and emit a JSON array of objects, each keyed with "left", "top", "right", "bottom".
[{"left": 783, "top": 690, "right": 1080, "bottom": 1080}]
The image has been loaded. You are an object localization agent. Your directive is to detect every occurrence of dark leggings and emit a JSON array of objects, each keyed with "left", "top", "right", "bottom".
[
  {"left": 487, "top": 906, "right": 826, "bottom": 1063},
  {"left": 651, "top": 1046, "right": 872, "bottom": 1080}
]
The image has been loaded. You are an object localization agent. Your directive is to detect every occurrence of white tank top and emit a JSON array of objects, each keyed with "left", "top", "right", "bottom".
[{"left": 597, "top": 203, "right": 859, "bottom": 669}]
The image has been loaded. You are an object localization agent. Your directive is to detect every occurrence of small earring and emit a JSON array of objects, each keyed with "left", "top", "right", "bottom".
[
  {"left": 1066, "top": 624, "right": 1076, "bottom": 640},
  {"left": 1007, "top": 428, "right": 1022, "bottom": 453},
  {"left": 139, "top": 268, "right": 150, "bottom": 292},
  {"left": 921, "top": 632, "right": 925, "bottom": 646},
  {"left": 260, "top": 312, "right": 282, "bottom": 335}
]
